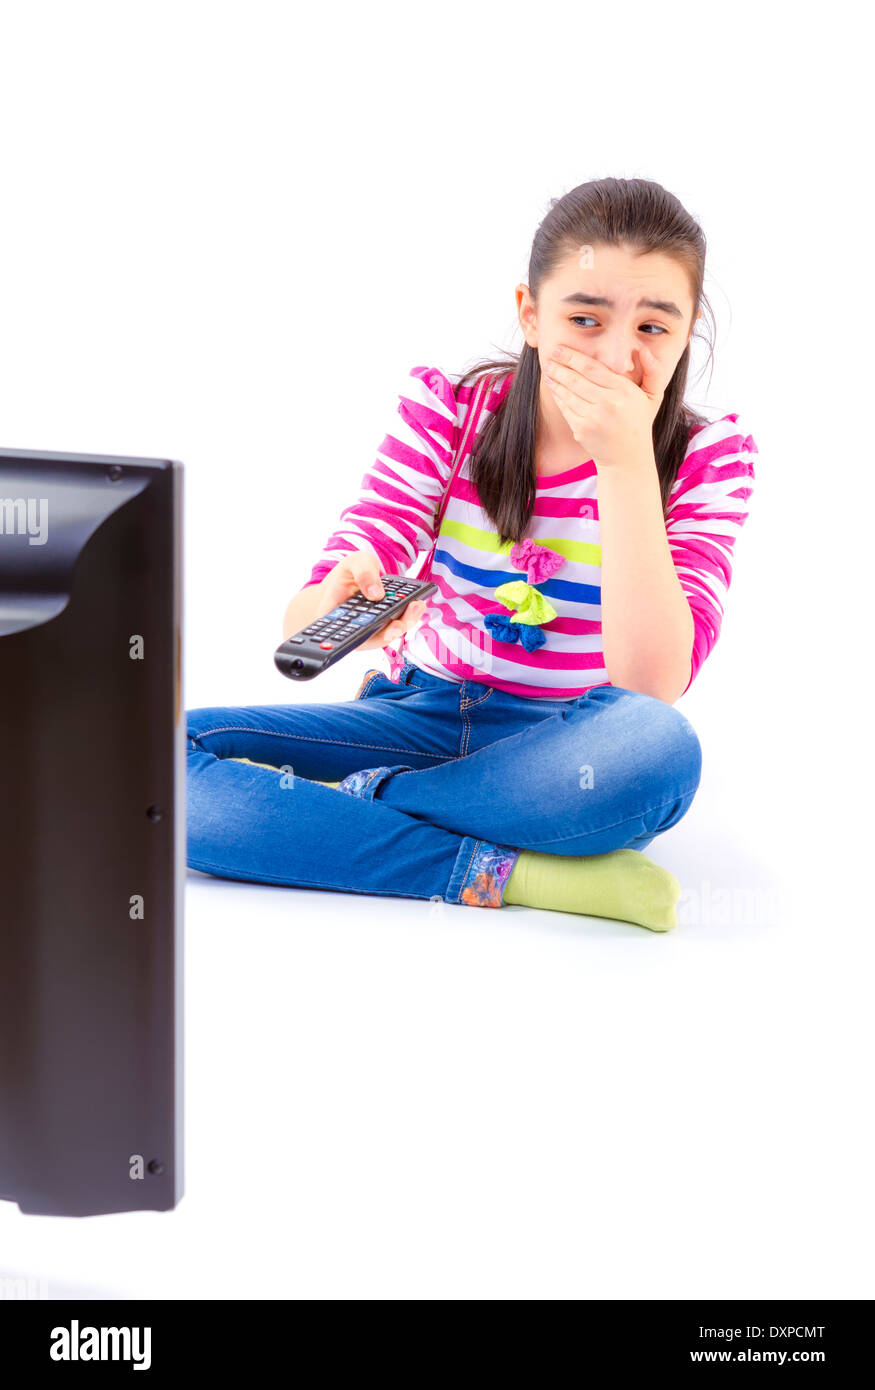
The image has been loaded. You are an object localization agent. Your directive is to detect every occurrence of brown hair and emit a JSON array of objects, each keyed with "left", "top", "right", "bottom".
[{"left": 456, "top": 177, "right": 715, "bottom": 547}]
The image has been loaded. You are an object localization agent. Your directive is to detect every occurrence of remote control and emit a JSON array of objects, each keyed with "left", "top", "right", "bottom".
[{"left": 274, "top": 575, "right": 438, "bottom": 680}]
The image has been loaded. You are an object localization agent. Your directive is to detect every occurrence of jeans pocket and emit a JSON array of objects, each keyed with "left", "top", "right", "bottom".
[{"left": 353, "top": 668, "right": 386, "bottom": 701}]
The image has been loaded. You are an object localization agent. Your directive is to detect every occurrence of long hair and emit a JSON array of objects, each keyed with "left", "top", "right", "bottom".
[{"left": 456, "top": 177, "right": 715, "bottom": 547}]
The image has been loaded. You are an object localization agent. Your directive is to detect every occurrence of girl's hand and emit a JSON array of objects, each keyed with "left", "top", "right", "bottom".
[
  {"left": 315, "top": 551, "right": 427, "bottom": 651},
  {"left": 542, "top": 343, "right": 675, "bottom": 469},
  {"left": 358, "top": 599, "right": 427, "bottom": 652}
]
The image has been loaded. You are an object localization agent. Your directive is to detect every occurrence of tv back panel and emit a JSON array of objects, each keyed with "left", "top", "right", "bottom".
[{"left": 0, "top": 447, "right": 184, "bottom": 1216}]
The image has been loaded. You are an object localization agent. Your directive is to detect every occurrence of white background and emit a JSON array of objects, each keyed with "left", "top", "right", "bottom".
[{"left": 1, "top": 0, "right": 872, "bottom": 1300}]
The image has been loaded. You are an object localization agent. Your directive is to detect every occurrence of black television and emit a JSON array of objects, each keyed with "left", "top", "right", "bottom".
[{"left": 0, "top": 447, "right": 184, "bottom": 1216}]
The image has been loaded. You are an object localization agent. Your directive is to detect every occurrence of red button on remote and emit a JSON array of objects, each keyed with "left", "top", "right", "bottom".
[{"left": 319, "top": 641, "right": 334, "bottom": 649}]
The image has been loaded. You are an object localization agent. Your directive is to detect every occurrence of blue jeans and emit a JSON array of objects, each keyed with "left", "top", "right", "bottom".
[{"left": 186, "top": 656, "right": 702, "bottom": 909}]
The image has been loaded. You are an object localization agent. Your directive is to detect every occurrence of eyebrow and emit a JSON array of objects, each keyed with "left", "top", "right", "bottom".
[{"left": 560, "top": 291, "right": 685, "bottom": 320}]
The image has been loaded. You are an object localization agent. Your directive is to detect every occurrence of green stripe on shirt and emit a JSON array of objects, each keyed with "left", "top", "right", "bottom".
[{"left": 438, "top": 515, "right": 602, "bottom": 567}]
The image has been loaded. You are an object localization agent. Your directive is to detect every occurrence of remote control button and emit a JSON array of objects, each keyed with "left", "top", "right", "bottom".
[{"left": 319, "top": 641, "right": 334, "bottom": 650}]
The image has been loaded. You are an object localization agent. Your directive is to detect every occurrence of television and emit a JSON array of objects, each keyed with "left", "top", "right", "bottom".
[{"left": 0, "top": 447, "right": 184, "bottom": 1216}]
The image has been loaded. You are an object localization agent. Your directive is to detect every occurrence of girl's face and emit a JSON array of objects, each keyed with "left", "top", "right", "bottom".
[{"left": 516, "top": 242, "right": 701, "bottom": 436}]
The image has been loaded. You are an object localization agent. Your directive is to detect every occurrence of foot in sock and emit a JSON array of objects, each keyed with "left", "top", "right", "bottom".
[{"left": 502, "top": 847, "right": 681, "bottom": 932}]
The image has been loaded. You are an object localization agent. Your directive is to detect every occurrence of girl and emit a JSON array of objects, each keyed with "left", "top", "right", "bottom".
[{"left": 187, "top": 177, "right": 757, "bottom": 932}]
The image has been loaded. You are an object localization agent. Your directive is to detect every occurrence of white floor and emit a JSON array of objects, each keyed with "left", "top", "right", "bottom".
[{"left": 2, "top": 725, "right": 871, "bottom": 1300}]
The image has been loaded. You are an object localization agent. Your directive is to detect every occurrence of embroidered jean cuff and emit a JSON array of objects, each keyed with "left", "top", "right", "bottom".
[
  {"left": 336, "top": 764, "right": 413, "bottom": 801},
  {"left": 446, "top": 836, "right": 521, "bottom": 908}
]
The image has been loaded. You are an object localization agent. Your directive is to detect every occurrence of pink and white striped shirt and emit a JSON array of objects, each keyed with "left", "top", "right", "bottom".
[{"left": 303, "top": 365, "right": 757, "bottom": 698}]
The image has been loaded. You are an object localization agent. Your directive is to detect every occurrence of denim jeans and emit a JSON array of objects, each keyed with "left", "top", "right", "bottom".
[{"left": 186, "top": 656, "right": 702, "bottom": 909}]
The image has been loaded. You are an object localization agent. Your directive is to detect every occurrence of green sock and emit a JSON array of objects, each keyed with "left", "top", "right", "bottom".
[{"left": 502, "top": 847, "right": 681, "bottom": 932}]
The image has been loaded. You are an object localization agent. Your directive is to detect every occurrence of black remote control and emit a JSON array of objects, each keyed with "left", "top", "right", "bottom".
[{"left": 274, "top": 575, "right": 438, "bottom": 680}]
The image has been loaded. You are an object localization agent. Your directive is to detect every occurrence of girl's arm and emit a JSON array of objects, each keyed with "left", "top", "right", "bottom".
[
  {"left": 284, "top": 366, "right": 458, "bottom": 641},
  {"left": 597, "top": 449, "right": 695, "bottom": 704},
  {"left": 544, "top": 346, "right": 756, "bottom": 703},
  {"left": 598, "top": 416, "right": 758, "bottom": 704}
]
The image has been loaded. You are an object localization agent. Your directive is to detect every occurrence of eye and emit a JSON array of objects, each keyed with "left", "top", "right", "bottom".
[{"left": 569, "top": 315, "right": 668, "bottom": 336}]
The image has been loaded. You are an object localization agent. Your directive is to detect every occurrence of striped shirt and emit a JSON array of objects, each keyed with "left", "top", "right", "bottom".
[{"left": 303, "top": 365, "right": 757, "bottom": 698}]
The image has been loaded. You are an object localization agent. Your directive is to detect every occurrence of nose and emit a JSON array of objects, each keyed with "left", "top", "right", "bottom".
[{"left": 594, "top": 336, "right": 638, "bottom": 378}]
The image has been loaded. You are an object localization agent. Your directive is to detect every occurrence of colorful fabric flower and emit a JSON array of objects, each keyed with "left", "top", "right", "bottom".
[
  {"left": 494, "top": 580, "right": 557, "bottom": 626},
  {"left": 509, "top": 538, "right": 565, "bottom": 585},
  {"left": 482, "top": 540, "right": 564, "bottom": 655},
  {"left": 483, "top": 611, "right": 547, "bottom": 650}
]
